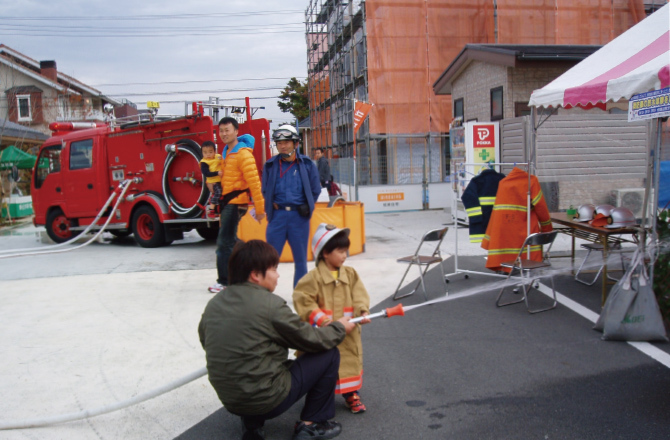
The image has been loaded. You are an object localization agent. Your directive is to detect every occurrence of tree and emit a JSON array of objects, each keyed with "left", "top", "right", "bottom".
[{"left": 278, "top": 77, "right": 309, "bottom": 121}]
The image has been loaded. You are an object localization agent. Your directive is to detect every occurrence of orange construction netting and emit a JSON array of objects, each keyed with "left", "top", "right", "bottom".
[{"left": 365, "top": 0, "right": 646, "bottom": 135}]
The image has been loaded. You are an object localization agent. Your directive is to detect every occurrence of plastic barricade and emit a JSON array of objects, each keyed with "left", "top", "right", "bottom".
[{"left": 238, "top": 201, "right": 365, "bottom": 262}]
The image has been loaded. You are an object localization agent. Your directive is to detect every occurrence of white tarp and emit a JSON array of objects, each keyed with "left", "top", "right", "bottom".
[{"left": 529, "top": 3, "right": 670, "bottom": 109}]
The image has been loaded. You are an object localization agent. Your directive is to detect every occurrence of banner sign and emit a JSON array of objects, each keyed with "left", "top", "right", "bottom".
[
  {"left": 628, "top": 87, "right": 670, "bottom": 122},
  {"left": 353, "top": 101, "right": 373, "bottom": 135}
]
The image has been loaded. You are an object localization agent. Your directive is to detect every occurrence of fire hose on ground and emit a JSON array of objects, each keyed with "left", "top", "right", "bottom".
[
  {"left": 0, "top": 179, "right": 136, "bottom": 259},
  {"left": 0, "top": 303, "right": 415, "bottom": 430}
]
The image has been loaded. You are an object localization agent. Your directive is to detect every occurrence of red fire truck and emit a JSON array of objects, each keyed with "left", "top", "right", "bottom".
[{"left": 31, "top": 102, "right": 270, "bottom": 247}]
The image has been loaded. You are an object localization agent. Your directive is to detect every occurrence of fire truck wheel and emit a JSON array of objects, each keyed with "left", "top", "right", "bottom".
[
  {"left": 46, "top": 209, "right": 80, "bottom": 243},
  {"left": 132, "top": 206, "right": 166, "bottom": 248},
  {"left": 196, "top": 225, "right": 219, "bottom": 241}
]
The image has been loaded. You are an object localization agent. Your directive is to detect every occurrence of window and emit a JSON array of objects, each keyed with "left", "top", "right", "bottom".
[
  {"left": 490, "top": 87, "right": 503, "bottom": 121},
  {"left": 34, "top": 145, "right": 62, "bottom": 189},
  {"left": 17, "top": 95, "right": 31, "bottom": 122},
  {"left": 69, "top": 139, "right": 93, "bottom": 170},
  {"left": 453, "top": 98, "right": 464, "bottom": 121},
  {"left": 58, "top": 95, "right": 72, "bottom": 120},
  {"left": 514, "top": 102, "right": 531, "bottom": 117}
]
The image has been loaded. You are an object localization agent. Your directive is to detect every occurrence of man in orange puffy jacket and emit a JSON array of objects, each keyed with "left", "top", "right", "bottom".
[{"left": 209, "top": 117, "right": 265, "bottom": 294}]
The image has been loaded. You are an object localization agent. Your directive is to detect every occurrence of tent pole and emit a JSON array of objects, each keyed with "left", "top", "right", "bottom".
[
  {"left": 527, "top": 107, "right": 537, "bottom": 258},
  {"left": 649, "top": 118, "right": 662, "bottom": 280}
]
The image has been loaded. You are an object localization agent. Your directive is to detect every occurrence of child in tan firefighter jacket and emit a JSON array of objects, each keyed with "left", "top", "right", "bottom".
[{"left": 293, "top": 223, "right": 371, "bottom": 414}]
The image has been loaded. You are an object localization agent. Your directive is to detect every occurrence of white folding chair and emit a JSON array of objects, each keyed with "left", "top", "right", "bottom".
[
  {"left": 393, "top": 227, "right": 449, "bottom": 301},
  {"left": 496, "top": 231, "right": 558, "bottom": 314},
  {"left": 574, "top": 241, "right": 627, "bottom": 285}
]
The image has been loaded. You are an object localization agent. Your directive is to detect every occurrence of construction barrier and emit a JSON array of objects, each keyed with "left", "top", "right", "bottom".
[{"left": 238, "top": 200, "right": 365, "bottom": 262}]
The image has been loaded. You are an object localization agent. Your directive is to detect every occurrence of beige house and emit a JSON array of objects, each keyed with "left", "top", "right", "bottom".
[
  {"left": 433, "top": 44, "right": 601, "bottom": 122},
  {"left": 0, "top": 44, "right": 121, "bottom": 136}
]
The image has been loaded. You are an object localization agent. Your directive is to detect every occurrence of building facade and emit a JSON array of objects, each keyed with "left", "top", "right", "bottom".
[
  {"left": 304, "top": 0, "right": 649, "bottom": 203},
  {"left": 0, "top": 45, "right": 120, "bottom": 136}
]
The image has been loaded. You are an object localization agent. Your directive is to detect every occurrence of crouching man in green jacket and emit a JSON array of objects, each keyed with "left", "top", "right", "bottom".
[{"left": 199, "top": 240, "right": 355, "bottom": 440}]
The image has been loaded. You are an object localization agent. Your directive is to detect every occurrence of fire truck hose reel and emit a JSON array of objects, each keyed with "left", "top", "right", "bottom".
[{"left": 162, "top": 139, "right": 208, "bottom": 218}]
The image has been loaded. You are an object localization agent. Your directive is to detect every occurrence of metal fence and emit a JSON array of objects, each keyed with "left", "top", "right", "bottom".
[{"left": 331, "top": 134, "right": 449, "bottom": 188}]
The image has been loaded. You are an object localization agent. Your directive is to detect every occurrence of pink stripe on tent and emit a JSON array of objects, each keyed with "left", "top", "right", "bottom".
[
  {"left": 563, "top": 30, "right": 670, "bottom": 107},
  {"left": 660, "top": 65, "right": 670, "bottom": 88}
]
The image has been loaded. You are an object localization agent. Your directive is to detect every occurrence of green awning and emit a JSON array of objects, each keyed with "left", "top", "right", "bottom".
[{"left": 0, "top": 145, "right": 39, "bottom": 170}]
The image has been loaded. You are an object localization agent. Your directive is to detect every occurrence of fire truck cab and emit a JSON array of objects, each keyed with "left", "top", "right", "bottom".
[{"left": 31, "top": 107, "right": 270, "bottom": 248}]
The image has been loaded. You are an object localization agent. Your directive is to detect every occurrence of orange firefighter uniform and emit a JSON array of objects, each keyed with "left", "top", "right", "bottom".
[{"left": 481, "top": 167, "right": 553, "bottom": 272}]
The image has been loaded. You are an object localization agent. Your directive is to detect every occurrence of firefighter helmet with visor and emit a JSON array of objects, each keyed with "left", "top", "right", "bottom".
[{"left": 272, "top": 125, "right": 300, "bottom": 142}]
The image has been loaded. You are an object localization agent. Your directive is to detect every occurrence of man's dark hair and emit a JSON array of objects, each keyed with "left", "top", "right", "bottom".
[
  {"left": 229, "top": 240, "right": 279, "bottom": 285},
  {"left": 218, "top": 116, "right": 239, "bottom": 130},
  {"left": 318, "top": 231, "right": 350, "bottom": 262},
  {"left": 201, "top": 140, "right": 216, "bottom": 150}
]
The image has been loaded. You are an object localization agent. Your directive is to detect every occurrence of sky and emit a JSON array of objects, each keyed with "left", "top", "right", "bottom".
[{"left": 0, "top": 0, "right": 309, "bottom": 128}]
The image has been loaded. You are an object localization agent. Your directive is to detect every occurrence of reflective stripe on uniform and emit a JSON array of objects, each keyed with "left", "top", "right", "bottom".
[
  {"left": 470, "top": 234, "right": 485, "bottom": 243},
  {"left": 335, "top": 370, "right": 363, "bottom": 394},
  {"left": 487, "top": 245, "right": 542, "bottom": 255},
  {"left": 479, "top": 196, "right": 496, "bottom": 206},
  {"left": 493, "top": 204, "right": 528, "bottom": 212},
  {"left": 309, "top": 308, "right": 333, "bottom": 327},
  {"left": 532, "top": 191, "right": 544, "bottom": 206},
  {"left": 466, "top": 206, "right": 482, "bottom": 217}
]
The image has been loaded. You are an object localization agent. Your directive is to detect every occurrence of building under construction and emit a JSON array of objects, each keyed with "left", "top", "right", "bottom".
[{"left": 305, "top": 0, "right": 650, "bottom": 193}]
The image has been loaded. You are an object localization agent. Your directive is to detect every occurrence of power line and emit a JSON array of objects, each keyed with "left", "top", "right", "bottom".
[
  {"left": 132, "top": 95, "right": 283, "bottom": 104},
  {"left": 0, "top": 23, "right": 305, "bottom": 32},
  {"left": 0, "top": 29, "right": 305, "bottom": 38},
  {"left": 0, "top": 10, "right": 304, "bottom": 21},
  {"left": 91, "top": 77, "right": 306, "bottom": 87},
  {"left": 108, "top": 87, "right": 286, "bottom": 97}
]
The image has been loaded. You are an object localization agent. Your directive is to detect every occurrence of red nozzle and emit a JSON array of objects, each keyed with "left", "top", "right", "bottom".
[{"left": 385, "top": 304, "right": 405, "bottom": 318}]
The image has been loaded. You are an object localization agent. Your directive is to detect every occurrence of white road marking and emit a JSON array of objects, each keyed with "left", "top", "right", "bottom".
[{"left": 536, "top": 283, "right": 670, "bottom": 369}]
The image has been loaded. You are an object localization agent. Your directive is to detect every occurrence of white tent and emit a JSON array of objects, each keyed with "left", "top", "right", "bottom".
[
  {"left": 529, "top": 3, "right": 669, "bottom": 110},
  {"left": 528, "top": 3, "right": 669, "bottom": 275}
]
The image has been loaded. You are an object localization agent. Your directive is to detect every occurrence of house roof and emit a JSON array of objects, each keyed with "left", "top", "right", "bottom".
[
  {"left": 0, "top": 118, "right": 49, "bottom": 142},
  {"left": 0, "top": 44, "right": 120, "bottom": 105},
  {"left": 298, "top": 116, "right": 311, "bottom": 131},
  {"left": 433, "top": 44, "right": 602, "bottom": 95}
]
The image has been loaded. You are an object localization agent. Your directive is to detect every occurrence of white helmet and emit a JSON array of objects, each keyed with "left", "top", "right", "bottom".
[
  {"left": 606, "top": 207, "right": 636, "bottom": 228},
  {"left": 595, "top": 204, "right": 616, "bottom": 217},
  {"left": 272, "top": 125, "right": 300, "bottom": 142},
  {"left": 574, "top": 204, "right": 596, "bottom": 222}
]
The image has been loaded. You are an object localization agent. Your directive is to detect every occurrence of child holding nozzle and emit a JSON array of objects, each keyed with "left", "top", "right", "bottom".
[
  {"left": 199, "top": 141, "right": 223, "bottom": 218},
  {"left": 293, "top": 223, "right": 371, "bottom": 414}
]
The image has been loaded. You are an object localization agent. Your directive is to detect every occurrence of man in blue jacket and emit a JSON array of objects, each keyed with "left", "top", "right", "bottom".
[{"left": 262, "top": 125, "right": 321, "bottom": 287}]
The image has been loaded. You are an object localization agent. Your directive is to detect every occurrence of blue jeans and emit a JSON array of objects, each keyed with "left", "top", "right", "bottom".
[
  {"left": 266, "top": 209, "right": 310, "bottom": 287},
  {"left": 216, "top": 204, "right": 246, "bottom": 285}
]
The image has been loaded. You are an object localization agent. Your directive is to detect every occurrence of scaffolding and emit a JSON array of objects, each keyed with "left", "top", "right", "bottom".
[
  {"left": 305, "top": 0, "right": 366, "bottom": 161},
  {"left": 305, "top": 0, "right": 649, "bottom": 191}
]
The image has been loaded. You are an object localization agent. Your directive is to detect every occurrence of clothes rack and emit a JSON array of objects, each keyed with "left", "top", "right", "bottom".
[{"left": 446, "top": 162, "right": 533, "bottom": 281}]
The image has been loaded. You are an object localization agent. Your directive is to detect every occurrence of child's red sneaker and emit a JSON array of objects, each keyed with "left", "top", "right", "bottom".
[{"left": 344, "top": 392, "right": 366, "bottom": 414}]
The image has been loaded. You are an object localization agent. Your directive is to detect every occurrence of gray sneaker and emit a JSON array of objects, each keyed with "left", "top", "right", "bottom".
[{"left": 293, "top": 420, "right": 342, "bottom": 439}]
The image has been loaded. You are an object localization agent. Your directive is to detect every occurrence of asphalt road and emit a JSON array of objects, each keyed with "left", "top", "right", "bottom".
[{"left": 1, "top": 213, "right": 669, "bottom": 440}]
